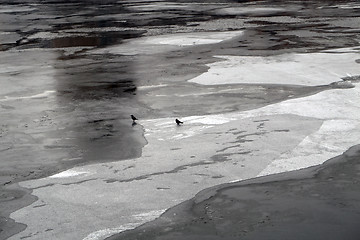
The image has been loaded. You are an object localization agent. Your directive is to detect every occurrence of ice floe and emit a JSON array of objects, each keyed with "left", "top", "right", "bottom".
[
  {"left": 28, "top": 32, "right": 87, "bottom": 40},
  {"left": 0, "top": 90, "right": 56, "bottom": 102},
  {"left": 91, "top": 30, "right": 243, "bottom": 55},
  {"left": 189, "top": 50, "right": 360, "bottom": 86},
  {"left": 258, "top": 119, "right": 360, "bottom": 176},
  {"left": 82, "top": 210, "right": 166, "bottom": 240},
  {"left": 213, "top": 7, "right": 288, "bottom": 16},
  {"left": 144, "top": 115, "right": 236, "bottom": 141},
  {"left": 49, "top": 169, "right": 89, "bottom": 178},
  {"left": 0, "top": 5, "right": 36, "bottom": 13},
  {"left": 137, "top": 84, "right": 168, "bottom": 90},
  {"left": 142, "top": 31, "right": 243, "bottom": 46}
]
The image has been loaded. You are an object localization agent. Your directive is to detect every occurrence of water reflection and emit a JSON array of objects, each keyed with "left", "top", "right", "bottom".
[
  {"left": 53, "top": 48, "right": 147, "bottom": 165},
  {"left": 40, "top": 1, "right": 152, "bottom": 166}
]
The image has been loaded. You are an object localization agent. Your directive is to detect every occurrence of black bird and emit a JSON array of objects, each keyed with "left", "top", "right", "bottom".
[
  {"left": 175, "top": 119, "right": 183, "bottom": 125},
  {"left": 131, "top": 115, "right": 138, "bottom": 122}
]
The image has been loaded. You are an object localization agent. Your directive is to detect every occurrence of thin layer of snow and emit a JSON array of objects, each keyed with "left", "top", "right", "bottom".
[
  {"left": 90, "top": 31, "right": 243, "bottom": 55},
  {"left": 0, "top": 90, "right": 56, "bottom": 102},
  {"left": 189, "top": 51, "right": 360, "bottom": 86},
  {"left": 28, "top": 32, "right": 87, "bottom": 40},
  {"left": 214, "top": 7, "right": 288, "bottom": 15},
  {"left": 258, "top": 119, "right": 360, "bottom": 176},
  {"left": 82, "top": 210, "right": 166, "bottom": 240},
  {"left": 142, "top": 31, "right": 243, "bottom": 46},
  {"left": 49, "top": 169, "right": 89, "bottom": 178}
]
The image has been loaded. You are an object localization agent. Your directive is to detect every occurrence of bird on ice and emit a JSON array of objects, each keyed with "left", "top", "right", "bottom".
[
  {"left": 131, "top": 115, "right": 138, "bottom": 122},
  {"left": 175, "top": 119, "right": 183, "bottom": 125}
]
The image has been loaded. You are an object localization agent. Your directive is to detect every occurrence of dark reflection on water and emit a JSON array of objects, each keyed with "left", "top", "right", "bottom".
[
  {"left": 55, "top": 55, "right": 137, "bottom": 99},
  {"left": 32, "top": 0, "right": 160, "bottom": 165},
  {"left": 53, "top": 50, "right": 147, "bottom": 164},
  {"left": 44, "top": 29, "right": 146, "bottom": 48},
  {"left": 51, "top": 36, "right": 103, "bottom": 48}
]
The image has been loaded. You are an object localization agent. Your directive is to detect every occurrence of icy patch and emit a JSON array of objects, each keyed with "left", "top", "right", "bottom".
[
  {"left": 82, "top": 209, "right": 166, "bottom": 240},
  {"left": 91, "top": 30, "right": 243, "bottom": 55},
  {"left": 253, "top": 86, "right": 360, "bottom": 176},
  {"left": 229, "top": 179, "right": 243, "bottom": 183},
  {"left": 167, "top": 125, "right": 213, "bottom": 140},
  {"left": 323, "top": 46, "right": 360, "bottom": 53},
  {"left": 133, "top": 209, "right": 166, "bottom": 221},
  {"left": 214, "top": 7, "right": 287, "bottom": 16},
  {"left": 126, "top": 3, "right": 189, "bottom": 11},
  {"left": 144, "top": 121, "right": 213, "bottom": 141},
  {"left": 143, "top": 31, "right": 243, "bottom": 46},
  {"left": 0, "top": 90, "right": 55, "bottom": 102},
  {"left": 144, "top": 115, "right": 235, "bottom": 141},
  {"left": 239, "top": 83, "right": 360, "bottom": 120},
  {"left": 82, "top": 223, "right": 141, "bottom": 240},
  {"left": 64, "top": 27, "right": 135, "bottom": 33},
  {"left": 257, "top": 119, "right": 360, "bottom": 176},
  {"left": 0, "top": 5, "right": 36, "bottom": 13},
  {"left": 184, "top": 115, "right": 235, "bottom": 125},
  {"left": 28, "top": 32, "right": 87, "bottom": 40},
  {"left": 137, "top": 84, "right": 168, "bottom": 90},
  {"left": 189, "top": 50, "right": 360, "bottom": 86},
  {"left": 319, "top": 3, "right": 360, "bottom": 9},
  {"left": 49, "top": 170, "right": 89, "bottom": 179}
]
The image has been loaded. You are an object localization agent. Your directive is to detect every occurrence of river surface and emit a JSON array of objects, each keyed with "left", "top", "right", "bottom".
[{"left": 1, "top": 0, "right": 360, "bottom": 239}]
